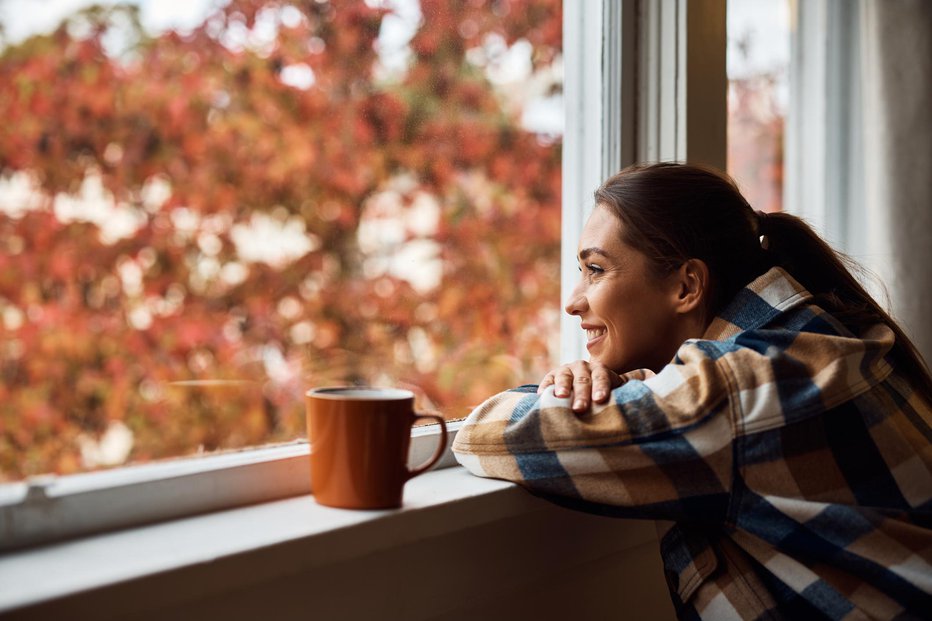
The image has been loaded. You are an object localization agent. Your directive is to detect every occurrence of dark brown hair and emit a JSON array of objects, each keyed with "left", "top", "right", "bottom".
[{"left": 594, "top": 162, "right": 932, "bottom": 400}]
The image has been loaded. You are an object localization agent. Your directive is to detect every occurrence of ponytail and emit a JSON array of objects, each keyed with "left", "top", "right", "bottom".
[{"left": 760, "top": 211, "right": 932, "bottom": 401}]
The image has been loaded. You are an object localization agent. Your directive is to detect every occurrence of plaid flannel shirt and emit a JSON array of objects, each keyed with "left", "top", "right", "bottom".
[{"left": 452, "top": 267, "right": 932, "bottom": 620}]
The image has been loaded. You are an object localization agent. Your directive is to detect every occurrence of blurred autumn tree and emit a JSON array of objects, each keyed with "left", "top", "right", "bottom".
[
  {"left": 0, "top": 0, "right": 562, "bottom": 480},
  {"left": 727, "top": 30, "right": 786, "bottom": 214},
  {"left": 727, "top": 72, "right": 784, "bottom": 214}
]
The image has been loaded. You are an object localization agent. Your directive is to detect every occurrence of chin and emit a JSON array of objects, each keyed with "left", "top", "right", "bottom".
[
  {"left": 597, "top": 358, "right": 627, "bottom": 374},
  {"left": 592, "top": 351, "right": 633, "bottom": 374},
  {"left": 608, "top": 358, "right": 643, "bottom": 375}
]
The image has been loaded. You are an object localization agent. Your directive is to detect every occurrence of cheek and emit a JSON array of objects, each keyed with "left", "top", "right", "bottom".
[
  {"left": 602, "top": 308, "right": 645, "bottom": 357},
  {"left": 605, "top": 292, "right": 672, "bottom": 349}
]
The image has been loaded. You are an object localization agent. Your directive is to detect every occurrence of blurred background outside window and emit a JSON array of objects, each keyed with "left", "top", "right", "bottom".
[
  {"left": 0, "top": 0, "right": 563, "bottom": 481},
  {"left": 727, "top": 0, "right": 789, "bottom": 214}
]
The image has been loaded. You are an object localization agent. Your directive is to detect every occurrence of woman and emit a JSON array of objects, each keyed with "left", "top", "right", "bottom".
[{"left": 452, "top": 163, "right": 932, "bottom": 620}]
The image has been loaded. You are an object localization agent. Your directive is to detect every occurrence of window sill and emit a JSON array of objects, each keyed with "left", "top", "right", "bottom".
[
  {"left": 0, "top": 467, "right": 672, "bottom": 620},
  {"left": 1, "top": 421, "right": 463, "bottom": 551}
]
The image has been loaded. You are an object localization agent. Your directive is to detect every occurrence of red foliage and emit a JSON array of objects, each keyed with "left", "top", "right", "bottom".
[
  {"left": 727, "top": 74, "right": 785, "bottom": 214},
  {"left": 0, "top": 0, "right": 563, "bottom": 480}
]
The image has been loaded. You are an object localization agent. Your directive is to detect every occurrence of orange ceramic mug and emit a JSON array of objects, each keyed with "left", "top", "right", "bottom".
[{"left": 305, "top": 387, "right": 448, "bottom": 509}]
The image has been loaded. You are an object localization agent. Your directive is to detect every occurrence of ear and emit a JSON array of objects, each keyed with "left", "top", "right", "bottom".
[{"left": 670, "top": 258, "right": 709, "bottom": 315}]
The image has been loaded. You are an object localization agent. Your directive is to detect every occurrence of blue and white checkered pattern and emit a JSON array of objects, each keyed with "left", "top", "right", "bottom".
[{"left": 453, "top": 267, "right": 932, "bottom": 620}]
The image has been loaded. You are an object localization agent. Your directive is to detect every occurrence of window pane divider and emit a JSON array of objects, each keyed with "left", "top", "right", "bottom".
[{"left": 560, "top": 0, "right": 725, "bottom": 365}]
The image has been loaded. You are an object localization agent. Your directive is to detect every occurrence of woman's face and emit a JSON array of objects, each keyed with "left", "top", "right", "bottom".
[{"left": 566, "top": 205, "right": 685, "bottom": 373}]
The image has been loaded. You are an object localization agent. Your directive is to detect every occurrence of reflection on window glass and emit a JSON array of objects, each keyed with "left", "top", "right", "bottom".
[
  {"left": 0, "top": 0, "right": 563, "bottom": 481},
  {"left": 727, "top": 0, "right": 789, "bottom": 213}
]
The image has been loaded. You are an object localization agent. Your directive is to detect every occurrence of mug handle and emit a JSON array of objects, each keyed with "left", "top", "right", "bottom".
[{"left": 406, "top": 414, "right": 448, "bottom": 480}]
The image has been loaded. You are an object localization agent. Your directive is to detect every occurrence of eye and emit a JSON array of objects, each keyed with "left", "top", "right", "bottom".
[{"left": 577, "top": 262, "right": 605, "bottom": 276}]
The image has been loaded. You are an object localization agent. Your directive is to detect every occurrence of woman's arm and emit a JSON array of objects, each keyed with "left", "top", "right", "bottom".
[{"left": 452, "top": 340, "right": 738, "bottom": 522}]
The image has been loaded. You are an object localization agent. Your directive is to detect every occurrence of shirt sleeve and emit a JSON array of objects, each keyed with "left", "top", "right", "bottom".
[{"left": 451, "top": 340, "right": 739, "bottom": 522}]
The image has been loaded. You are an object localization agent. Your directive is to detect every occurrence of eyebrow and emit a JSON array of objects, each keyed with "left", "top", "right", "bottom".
[{"left": 578, "top": 247, "right": 612, "bottom": 261}]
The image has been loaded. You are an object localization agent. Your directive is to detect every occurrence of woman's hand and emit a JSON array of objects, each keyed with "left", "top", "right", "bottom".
[{"left": 537, "top": 361, "right": 623, "bottom": 413}]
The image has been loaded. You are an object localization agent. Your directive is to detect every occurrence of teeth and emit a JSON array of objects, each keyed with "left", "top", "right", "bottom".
[{"left": 586, "top": 328, "right": 606, "bottom": 340}]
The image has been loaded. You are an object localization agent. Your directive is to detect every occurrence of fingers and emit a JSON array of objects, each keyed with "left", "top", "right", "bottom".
[
  {"left": 538, "top": 361, "right": 623, "bottom": 412},
  {"left": 590, "top": 364, "right": 618, "bottom": 402},
  {"left": 571, "top": 373, "right": 592, "bottom": 412},
  {"left": 552, "top": 366, "right": 577, "bottom": 399},
  {"left": 538, "top": 362, "right": 593, "bottom": 413}
]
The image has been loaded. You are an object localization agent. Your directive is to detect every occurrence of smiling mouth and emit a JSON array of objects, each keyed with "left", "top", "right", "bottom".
[{"left": 586, "top": 328, "right": 606, "bottom": 343}]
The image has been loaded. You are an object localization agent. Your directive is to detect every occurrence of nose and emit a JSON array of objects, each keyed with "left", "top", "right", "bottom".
[{"left": 564, "top": 281, "right": 587, "bottom": 316}]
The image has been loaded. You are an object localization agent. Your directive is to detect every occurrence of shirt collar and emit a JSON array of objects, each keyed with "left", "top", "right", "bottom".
[{"left": 703, "top": 267, "right": 813, "bottom": 341}]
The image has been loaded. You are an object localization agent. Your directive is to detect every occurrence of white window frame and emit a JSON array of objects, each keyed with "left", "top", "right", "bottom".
[
  {"left": 561, "top": 0, "right": 725, "bottom": 363},
  {"left": 0, "top": 423, "right": 462, "bottom": 551},
  {"left": 0, "top": 0, "right": 726, "bottom": 553}
]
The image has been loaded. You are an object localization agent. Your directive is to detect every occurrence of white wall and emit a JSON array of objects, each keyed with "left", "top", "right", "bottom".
[{"left": 4, "top": 502, "right": 676, "bottom": 621}]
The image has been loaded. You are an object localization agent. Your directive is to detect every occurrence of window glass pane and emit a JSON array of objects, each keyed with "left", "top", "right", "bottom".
[
  {"left": 0, "top": 0, "right": 563, "bottom": 481},
  {"left": 727, "top": 0, "right": 789, "bottom": 213}
]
